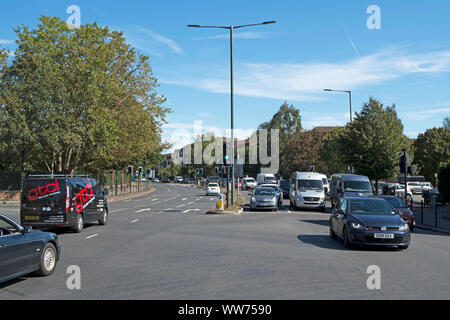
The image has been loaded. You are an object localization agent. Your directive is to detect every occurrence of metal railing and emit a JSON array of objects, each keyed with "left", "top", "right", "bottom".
[{"left": 415, "top": 200, "right": 450, "bottom": 231}]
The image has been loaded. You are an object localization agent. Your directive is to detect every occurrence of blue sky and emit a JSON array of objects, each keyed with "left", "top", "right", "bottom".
[{"left": 1, "top": 0, "right": 449, "bottom": 152}]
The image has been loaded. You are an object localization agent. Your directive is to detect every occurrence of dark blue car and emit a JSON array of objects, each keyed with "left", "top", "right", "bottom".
[
  {"left": 329, "top": 197, "right": 410, "bottom": 249},
  {"left": 0, "top": 213, "right": 61, "bottom": 284}
]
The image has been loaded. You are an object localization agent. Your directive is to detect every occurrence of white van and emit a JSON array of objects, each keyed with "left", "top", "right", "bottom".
[
  {"left": 256, "top": 173, "right": 277, "bottom": 186},
  {"left": 289, "top": 172, "right": 326, "bottom": 212}
]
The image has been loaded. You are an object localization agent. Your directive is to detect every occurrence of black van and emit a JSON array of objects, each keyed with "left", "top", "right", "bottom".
[{"left": 20, "top": 175, "right": 109, "bottom": 233}]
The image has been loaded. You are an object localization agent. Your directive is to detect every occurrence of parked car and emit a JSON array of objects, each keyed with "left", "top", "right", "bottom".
[
  {"left": 249, "top": 187, "right": 279, "bottom": 211},
  {"left": 290, "top": 172, "right": 326, "bottom": 212},
  {"left": 174, "top": 176, "right": 183, "bottom": 183},
  {"left": 258, "top": 184, "right": 283, "bottom": 207},
  {"left": 407, "top": 182, "right": 423, "bottom": 195},
  {"left": 279, "top": 179, "right": 291, "bottom": 199},
  {"left": 235, "top": 178, "right": 243, "bottom": 189},
  {"left": 161, "top": 177, "right": 170, "bottom": 183},
  {"left": 375, "top": 195, "right": 416, "bottom": 231},
  {"left": 329, "top": 197, "right": 410, "bottom": 249},
  {"left": 182, "top": 177, "right": 191, "bottom": 184},
  {"left": 0, "top": 213, "right": 61, "bottom": 284},
  {"left": 243, "top": 177, "right": 257, "bottom": 190},
  {"left": 21, "top": 175, "right": 109, "bottom": 233},
  {"left": 256, "top": 173, "right": 277, "bottom": 186},
  {"left": 330, "top": 174, "right": 373, "bottom": 208},
  {"left": 206, "top": 183, "right": 221, "bottom": 196}
]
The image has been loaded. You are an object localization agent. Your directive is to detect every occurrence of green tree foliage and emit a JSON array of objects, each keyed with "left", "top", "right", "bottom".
[
  {"left": 339, "top": 97, "right": 407, "bottom": 184},
  {"left": 281, "top": 130, "right": 325, "bottom": 177},
  {"left": 443, "top": 117, "right": 450, "bottom": 130},
  {"left": 258, "top": 101, "right": 302, "bottom": 176},
  {"left": 319, "top": 127, "right": 348, "bottom": 176},
  {"left": 438, "top": 162, "right": 450, "bottom": 203},
  {"left": 413, "top": 127, "right": 450, "bottom": 182},
  {"left": 0, "top": 16, "right": 169, "bottom": 176}
]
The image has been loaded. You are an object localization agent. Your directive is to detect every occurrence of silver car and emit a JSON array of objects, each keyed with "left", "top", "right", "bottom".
[{"left": 249, "top": 187, "right": 279, "bottom": 211}]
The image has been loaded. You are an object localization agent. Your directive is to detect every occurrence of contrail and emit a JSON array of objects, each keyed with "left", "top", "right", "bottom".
[{"left": 340, "top": 20, "right": 361, "bottom": 58}]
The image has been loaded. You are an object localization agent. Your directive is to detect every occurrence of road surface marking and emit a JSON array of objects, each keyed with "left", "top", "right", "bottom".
[
  {"left": 134, "top": 204, "right": 148, "bottom": 208},
  {"left": 152, "top": 199, "right": 159, "bottom": 202},
  {"left": 287, "top": 209, "right": 292, "bottom": 214},
  {"left": 188, "top": 201, "right": 194, "bottom": 204},
  {"left": 131, "top": 219, "right": 139, "bottom": 223},
  {"left": 176, "top": 204, "right": 186, "bottom": 208},
  {"left": 85, "top": 234, "right": 99, "bottom": 239},
  {"left": 182, "top": 198, "right": 188, "bottom": 201},
  {"left": 110, "top": 208, "right": 127, "bottom": 213},
  {"left": 136, "top": 208, "right": 151, "bottom": 213}
]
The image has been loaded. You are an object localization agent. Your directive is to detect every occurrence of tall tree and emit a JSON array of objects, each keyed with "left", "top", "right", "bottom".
[
  {"left": 413, "top": 127, "right": 450, "bottom": 182},
  {"left": 319, "top": 127, "right": 348, "bottom": 176},
  {"left": 339, "top": 97, "right": 407, "bottom": 189},
  {"left": 443, "top": 117, "right": 450, "bottom": 130},
  {"left": 0, "top": 16, "right": 169, "bottom": 176}
]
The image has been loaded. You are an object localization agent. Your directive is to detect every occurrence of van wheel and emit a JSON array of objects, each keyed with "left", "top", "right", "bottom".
[
  {"left": 73, "top": 214, "right": 84, "bottom": 233},
  {"left": 35, "top": 243, "right": 57, "bottom": 276},
  {"left": 98, "top": 209, "right": 108, "bottom": 226}
]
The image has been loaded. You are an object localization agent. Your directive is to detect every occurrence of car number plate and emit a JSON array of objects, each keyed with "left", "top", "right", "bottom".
[
  {"left": 374, "top": 233, "right": 394, "bottom": 239},
  {"left": 25, "top": 216, "right": 40, "bottom": 221}
]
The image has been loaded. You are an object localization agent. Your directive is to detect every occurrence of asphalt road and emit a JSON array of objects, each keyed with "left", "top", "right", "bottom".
[{"left": 0, "top": 183, "right": 449, "bottom": 299}]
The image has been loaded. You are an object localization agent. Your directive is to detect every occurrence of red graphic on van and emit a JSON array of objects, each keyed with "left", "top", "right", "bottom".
[
  {"left": 28, "top": 180, "right": 60, "bottom": 201},
  {"left": 74, "top": 181, "right": 94, "bottom": 214}
]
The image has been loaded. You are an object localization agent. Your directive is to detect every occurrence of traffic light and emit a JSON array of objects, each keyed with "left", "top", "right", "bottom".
[
  {"left": 407, "top": 165, "right": 414, "bottom": 175},
  {"left": 146, "top": 169, "right": 151, "bottom": 177},
  {"left": 138, "top": 167, "right": 143, "bottom": 176},
  {"left": 128, "top": 165, "right": 133, "bottom": 175},
  {"left": 399, "top": 153, "right": 409, "bottom": 174},
  {"left": 223, "top": 142, "right": 228, "bottom": 165}
]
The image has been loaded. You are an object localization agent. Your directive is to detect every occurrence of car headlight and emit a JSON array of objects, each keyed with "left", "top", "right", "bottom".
[
  {"left": 399, "top": 223, "right": 409, "bottom": 231},
  {"left": 272, "top": 197, "right": 277, "bottom": 203},
  {"left": 350, "top": 222, "right": 366, "bottom": 230}
]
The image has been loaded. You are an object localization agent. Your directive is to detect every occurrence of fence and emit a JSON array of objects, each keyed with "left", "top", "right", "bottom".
[{"left": 413, "top": 200, "right": 450, "bottom": 231}]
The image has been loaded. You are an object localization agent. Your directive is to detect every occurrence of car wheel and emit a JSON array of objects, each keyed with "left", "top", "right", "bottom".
[
  {"left": 73, "top": 214, "right": 84, "bottom": 233},
  {"left": 330, "top": 224, "right": 336, "bottom": 239},
  {"left": 343, "top": 227, "right": 352, "bottom": 248},
  {"left": 98, "top": 209, "right": 108, "bottom": 226},
  {"left": 35, "top": 243, "right": 57, "bottom": 276}
]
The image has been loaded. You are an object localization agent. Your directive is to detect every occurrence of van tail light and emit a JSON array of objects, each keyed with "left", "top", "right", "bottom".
[{"left": 65, "top": 185, "right": 70, "bottom": 212}]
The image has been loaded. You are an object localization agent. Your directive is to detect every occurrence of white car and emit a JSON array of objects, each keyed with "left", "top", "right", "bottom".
[
  {"left": 206, "top": 183, "right": 221, "bottom": 196},
  {"left": 174, "top": 176, "right": 183, "bottom": 183},
  {"left": 243, "top": 177, "right": 257, "bottom": 190},
  {"left": 393, "top": 184, "right": 413, "bottom": 200}
]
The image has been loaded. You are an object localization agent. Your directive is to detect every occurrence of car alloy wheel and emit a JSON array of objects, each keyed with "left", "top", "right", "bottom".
[
  {"left": 43, "top": 246, "right": 56, "bottom": 272},
  {"left": 343, "top": 227, "right": 352, "bottom": 248}
]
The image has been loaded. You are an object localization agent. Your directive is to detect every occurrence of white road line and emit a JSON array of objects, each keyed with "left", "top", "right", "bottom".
[
  {"left": 163, "top": 208, "right": 173, "bottom": 211},
  {"left": 182, "top": 209, "right": 192, "bottom": 213},
  {"left": 110, "top": 208, "right": 127, "bottom": 213},
  {"left": 124, "top": 199, "right": 132, "bottom": 202},
  {"left": 188, "top": 201, "right": 194, "bottom": 204},
  {"left": 176, "top": 204, "right": 186, "bottom": 208},
  {"left": 134, "top": 204, "right": 148, "bottom": 208},
  {"left": 135, "top": 208, "right": 151, "bottom": 213},
  {"left": 287, "top": 209, "right": 292, "bottom": 214},
  {"left": 182, "top": 198, "right": 188, "bottom": 201},
  {"left": 85, "top": 234, "right": 99, "bottom": 239},
  {"left": 152, "top": 199, "right": 159, "bottom": 202},
  {"left": 131, "top": 219, "right": 139, "bottom": 223}
]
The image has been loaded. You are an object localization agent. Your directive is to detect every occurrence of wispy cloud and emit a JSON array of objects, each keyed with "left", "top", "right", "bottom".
[
  {"left": 193, "top": 31, "right": 271, "bottom": 41},
  {"left": 0, "top": 40, "right": 14, "bottom": 46},
  {"left": 137, "top": 27, "right": 183, "bottom": 54},
  {"left": 401, "top": 107, "right": 450, "bottom": 121},
  {"left": 162, "top": 48, "right": 450, "bottom": 102}
]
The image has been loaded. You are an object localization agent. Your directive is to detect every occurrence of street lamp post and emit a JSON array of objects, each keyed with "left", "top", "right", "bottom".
[
  {"left": 324, "top": 89, "right": 353, "bottom": 123},
  {"left": 188, "top": 21, "right": 276, "bottom": 206}
]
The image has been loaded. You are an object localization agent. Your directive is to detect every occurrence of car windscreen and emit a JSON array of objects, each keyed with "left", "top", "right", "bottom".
[
  {"left": 245, "top": 178, "right": 255, "bottom": 183},
  {"left": 343, "top": 180, "right": 372, "bottom": 193},
  {"left": 22, "top": 179, "right": 66, "bottom": 207},
  {"left": 297, "top": 179, "right": 323, "bottom": 191},
  {"left": 384, "top": 197, "right": 408, "bottom": 209},
  {"left": 254, "top": 188, "right": 276, "bottom": 196},
  {"left": 280, "top": 180, "right": 290, "bottom": 187},
  {"left": 349, "top": 199, "right": 397, "bottom": 215},
  {"left": 322, "top": 178, "right": 328, "bottom": 185}
]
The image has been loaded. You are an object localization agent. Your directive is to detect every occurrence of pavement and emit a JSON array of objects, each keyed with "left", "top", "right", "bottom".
[{"left": 0, "top": 183, "right": 449, "bottom": 299}]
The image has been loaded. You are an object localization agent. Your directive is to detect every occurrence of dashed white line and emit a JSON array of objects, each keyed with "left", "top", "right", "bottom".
[
  {"left": 85, "top": 234, "right": 99, "bottom": 239},
  {"left": 176, "top": 204, "right": 186, "bottom": 208},
  {"left": 131, "top": 219, "right": 139, "bottom": 223},
  {"left": 136, "top": 208, "right": 151, "bottom": 213},
  {"left": 110, "top": 208, "right": 127, "bottom": 213},
  {"left": 182, "top": 198, "right": 188, "bottom": 201}
]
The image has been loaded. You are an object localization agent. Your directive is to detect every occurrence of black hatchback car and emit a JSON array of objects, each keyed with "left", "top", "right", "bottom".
[
  {"left": 0, "top": 213, "right": 61, "bottom": 284},
  {"left": 329, "top": 197, "right": 411, "bottom": 249}
]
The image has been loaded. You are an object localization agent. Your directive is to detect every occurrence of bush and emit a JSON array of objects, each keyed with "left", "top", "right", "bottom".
[{"left": 438, "top": 162, "right": 450, "bottom": 203}]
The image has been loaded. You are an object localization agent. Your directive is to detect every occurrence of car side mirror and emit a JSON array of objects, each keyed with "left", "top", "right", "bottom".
[{"left": 22, "top": 226, "right": 32, "bottom": 234}]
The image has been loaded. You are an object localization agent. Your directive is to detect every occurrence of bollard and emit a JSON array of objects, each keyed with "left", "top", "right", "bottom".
[{"left": 216, "top": 194, "right": 224, "bottom": 212}]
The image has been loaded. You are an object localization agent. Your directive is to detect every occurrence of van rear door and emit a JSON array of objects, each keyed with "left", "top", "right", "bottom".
[{"left": 21, "top": 179, "right": 67, "bottom": 225}]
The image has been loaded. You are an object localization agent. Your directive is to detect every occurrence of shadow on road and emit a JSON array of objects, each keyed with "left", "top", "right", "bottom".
[
  {"left": 298, "top": 219, "right": 330, "bottom": 227},
  {"left": 412, "top": 227, "right": 450, "bottom": 237}
]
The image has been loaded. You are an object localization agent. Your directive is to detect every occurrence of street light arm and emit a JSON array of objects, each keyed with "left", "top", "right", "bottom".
[
  {"left": 187, "top": 25, "right": 230, "bottom": 29},
  {"left": 234, "top": 21, "right": 276, "bottom": 29}
]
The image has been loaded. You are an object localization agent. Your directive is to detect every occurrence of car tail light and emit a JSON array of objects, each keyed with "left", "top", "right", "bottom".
[{"left": 65, "top": 185, "right": 70, "bottom": 212}]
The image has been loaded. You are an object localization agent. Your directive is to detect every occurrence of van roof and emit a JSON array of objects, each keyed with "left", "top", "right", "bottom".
[
  {"left": 331, "top": 174, "right": 370, "bottom": 181},
  {"left": 292, "top": 172, "right": 326, "bottom": 179}
]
